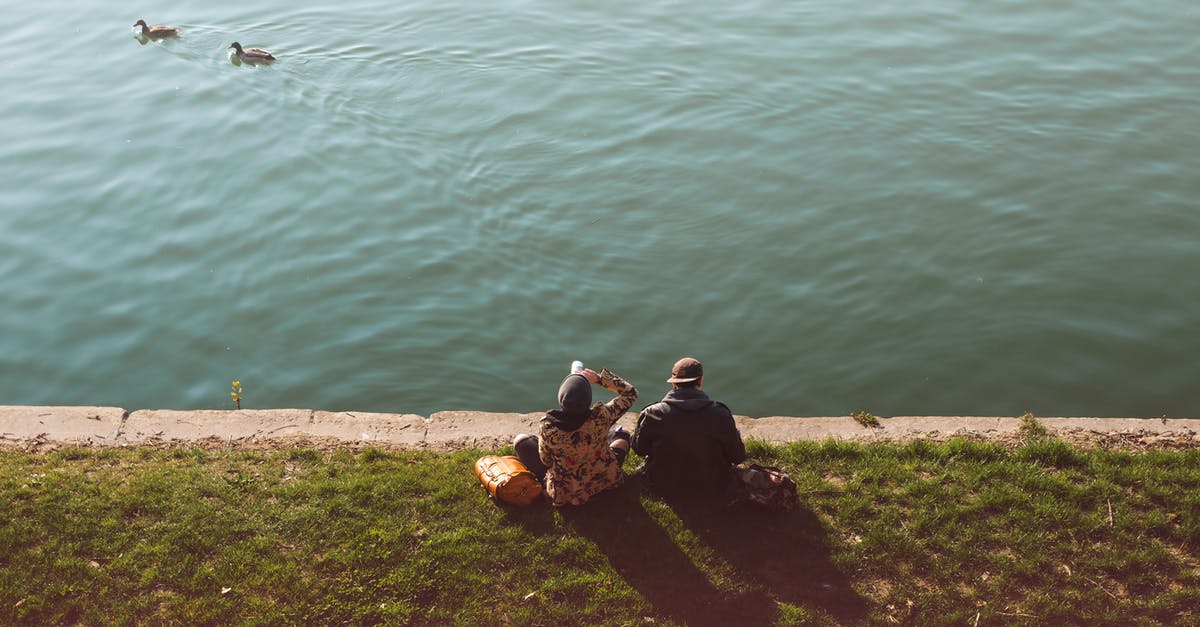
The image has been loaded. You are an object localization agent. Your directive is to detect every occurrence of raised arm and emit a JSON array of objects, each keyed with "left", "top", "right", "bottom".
[{"left": 584, "top": 368, "right": 637, "bottom": 425}]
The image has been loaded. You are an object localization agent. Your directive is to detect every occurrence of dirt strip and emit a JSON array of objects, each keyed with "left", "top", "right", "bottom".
[{"left": 1, "top": 406, "right": 1198, "bottom": 453}]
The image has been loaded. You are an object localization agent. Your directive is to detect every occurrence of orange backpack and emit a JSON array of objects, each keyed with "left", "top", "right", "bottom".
[{"left": 474, "top": 455, "right": 543, "bottom": 506}]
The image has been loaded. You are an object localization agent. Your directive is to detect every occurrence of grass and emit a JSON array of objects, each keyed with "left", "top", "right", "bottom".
[
  {"left": 1017, "top": 411, "right": 1050, "bottom": 440},
  {"left": 2, "top": 437, "right": 1199, "bottom": 625}
]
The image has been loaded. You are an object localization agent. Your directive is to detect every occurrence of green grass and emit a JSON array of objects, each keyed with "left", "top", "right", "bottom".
[{"left": 2, "top": 437, "right": 1199, "bottom": 625}]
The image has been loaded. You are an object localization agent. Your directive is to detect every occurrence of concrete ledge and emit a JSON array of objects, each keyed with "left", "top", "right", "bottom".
[
  {"left": 743, "top": 415, "right": 1200, "bottom": 445},
  {"left": 1039, "top": 417, "right": 1199, "bottom": 446},
  {"left": 738, "top": 416, "right": 1022, "bottom": 444},
  {"left": 0, "top": 406, "right": 126, "bottom": 446},
  {"left": 740, "top": 416, "right": 853, "bottom": 442},
  {"left": 738, "top": 415, "right": 1200, "bottom": 445},
  {"left": 120, "top": 409, "right": 315, "bottom": 444},
  {"left": 1040, "top": 417, "right": 1199, "bottom": 435},
  {"left": 2, "top": 406, "right": 1198, "bottom": 451},
  {"left": 425, "top": 411, "right": 545, "bottom": 450},
  {"left": 310, "top": 411, "right": 426, "bottom": 446}
]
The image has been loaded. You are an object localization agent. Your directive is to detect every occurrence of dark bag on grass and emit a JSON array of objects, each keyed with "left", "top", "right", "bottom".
[
  {"left": 728, "top": 464, "right": 797, "bottom": 512},
  {"left": 475, "top": 455, "right": 542, "bottom": 506}
]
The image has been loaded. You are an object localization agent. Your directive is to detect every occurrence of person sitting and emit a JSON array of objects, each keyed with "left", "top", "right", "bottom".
[
  {"left": 632, "top": 357, "right": 745, "bottom": 499},
  {"left": 513, "top": 367, "right": 637, "bottom": 506}
]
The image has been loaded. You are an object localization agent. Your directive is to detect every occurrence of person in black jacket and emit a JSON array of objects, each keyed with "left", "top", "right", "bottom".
[{"left": 632, "top": 357, "right": 746, "bottom": 498}]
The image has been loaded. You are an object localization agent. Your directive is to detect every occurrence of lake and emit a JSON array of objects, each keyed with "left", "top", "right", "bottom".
[{"left": 1, "top": 0, "right": 1198, "bottom": 417}]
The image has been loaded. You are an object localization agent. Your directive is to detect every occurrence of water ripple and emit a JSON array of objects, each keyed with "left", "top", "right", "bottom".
[{"left": 1, "top": 0, "right": 1198, "bottom": 416}]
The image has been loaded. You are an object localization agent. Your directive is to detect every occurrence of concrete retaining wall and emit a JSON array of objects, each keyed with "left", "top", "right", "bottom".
[{"left": 2, "top": 406, "right": 1198, "bottom": 450}]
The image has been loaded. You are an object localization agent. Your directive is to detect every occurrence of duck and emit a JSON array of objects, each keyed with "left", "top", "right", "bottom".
[
  {"left": 133, "top": 19, "right": 179, "bottom": 38},
  {"left": 229, "top": 42, "right": 276, "bottom": 63}
]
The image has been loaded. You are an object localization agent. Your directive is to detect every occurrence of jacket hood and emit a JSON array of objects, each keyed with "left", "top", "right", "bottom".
[
  {"left": 558, "top": 373, "right": 592, "bottom": 412},
  {"left": 661, "top": 387, "right": 716, "bottom": 412},
  {"left": 545, "top": 407, "right": 594, "bottom": 431},
  {"left": 545, "top": 374, "right": 593, "bottom": 431}
]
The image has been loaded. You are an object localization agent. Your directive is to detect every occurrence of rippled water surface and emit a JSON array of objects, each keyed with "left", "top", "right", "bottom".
[{"left": 2, "top": 0, "right": 1198, "bottom": 417}]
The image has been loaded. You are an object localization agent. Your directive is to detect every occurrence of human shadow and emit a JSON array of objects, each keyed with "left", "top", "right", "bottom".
[
  {"left": 494, "top": 497, "right": 558, "bottom": 535},
  {"left": 560, "top": 476, "right": 773, "bottom": 625},
  {"left": 666, "top": 494, "right": 869, "bottom": 625}
]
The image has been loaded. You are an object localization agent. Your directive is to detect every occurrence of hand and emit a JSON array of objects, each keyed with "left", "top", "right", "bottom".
[{"left": 580, "top": 368, "right": 601, "bottom": 384}]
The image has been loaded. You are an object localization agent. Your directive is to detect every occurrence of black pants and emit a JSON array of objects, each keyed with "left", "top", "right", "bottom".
[{"left": 514, "top": 428, "right": 631, "bottom": 482}]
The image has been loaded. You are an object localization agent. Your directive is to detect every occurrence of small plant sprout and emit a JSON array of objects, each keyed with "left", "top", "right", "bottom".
[
  {"left": 231, "top": 380, "right": 243, "bottom": 410},
  {"left": 851, "top": 410, "right": 882, "bottom": 429}
]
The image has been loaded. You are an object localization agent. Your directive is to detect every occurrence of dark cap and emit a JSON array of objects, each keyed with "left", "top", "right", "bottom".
[{"left": 666, "top": 357, "right": 703, "bottom": 383}]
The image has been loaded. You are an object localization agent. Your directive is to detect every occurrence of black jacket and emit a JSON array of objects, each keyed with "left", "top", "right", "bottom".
[{"left": 632, "top": 388, "right": 746, "bottom": 497}]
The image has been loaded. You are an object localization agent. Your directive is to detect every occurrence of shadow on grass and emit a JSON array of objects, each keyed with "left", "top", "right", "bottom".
[
  {"left": 670, "top": 496, "right": 868, "bottom": 625},
  {"left": 561, "top": 480, "right": 741, "bottom": 625},
  {"left": 497, "top": 499, "right": 558, "bottom": 534},
  {"left": 561, "top": 477, "right": 866, "bottom": 625}
]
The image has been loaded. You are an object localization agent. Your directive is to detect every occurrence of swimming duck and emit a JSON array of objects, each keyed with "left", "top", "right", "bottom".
[
  {"left": 229, "top": 42, "right": 276, "bottom": 63},
  {"left": 133, "top": 19, "right": 179, "bottom": 38}
]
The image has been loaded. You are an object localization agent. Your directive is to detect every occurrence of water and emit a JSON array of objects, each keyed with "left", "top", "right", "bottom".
[{"left": 2, "top": 0, "right": 1198, "bottom": 418}]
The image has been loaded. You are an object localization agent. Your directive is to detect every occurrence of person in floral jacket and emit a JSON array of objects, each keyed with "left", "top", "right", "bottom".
[{"left": 513, "top": 367, "right": 638, "bottom": 506}]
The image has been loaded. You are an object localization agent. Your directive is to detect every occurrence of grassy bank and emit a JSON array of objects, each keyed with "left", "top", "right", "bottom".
[{"left": 2, "top": 434, "right": 1199, "bottom": 625}]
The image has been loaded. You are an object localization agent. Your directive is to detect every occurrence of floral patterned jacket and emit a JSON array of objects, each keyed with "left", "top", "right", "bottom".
[{"left": 539, "top": 369, "right": 638, "bottom": 506}]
